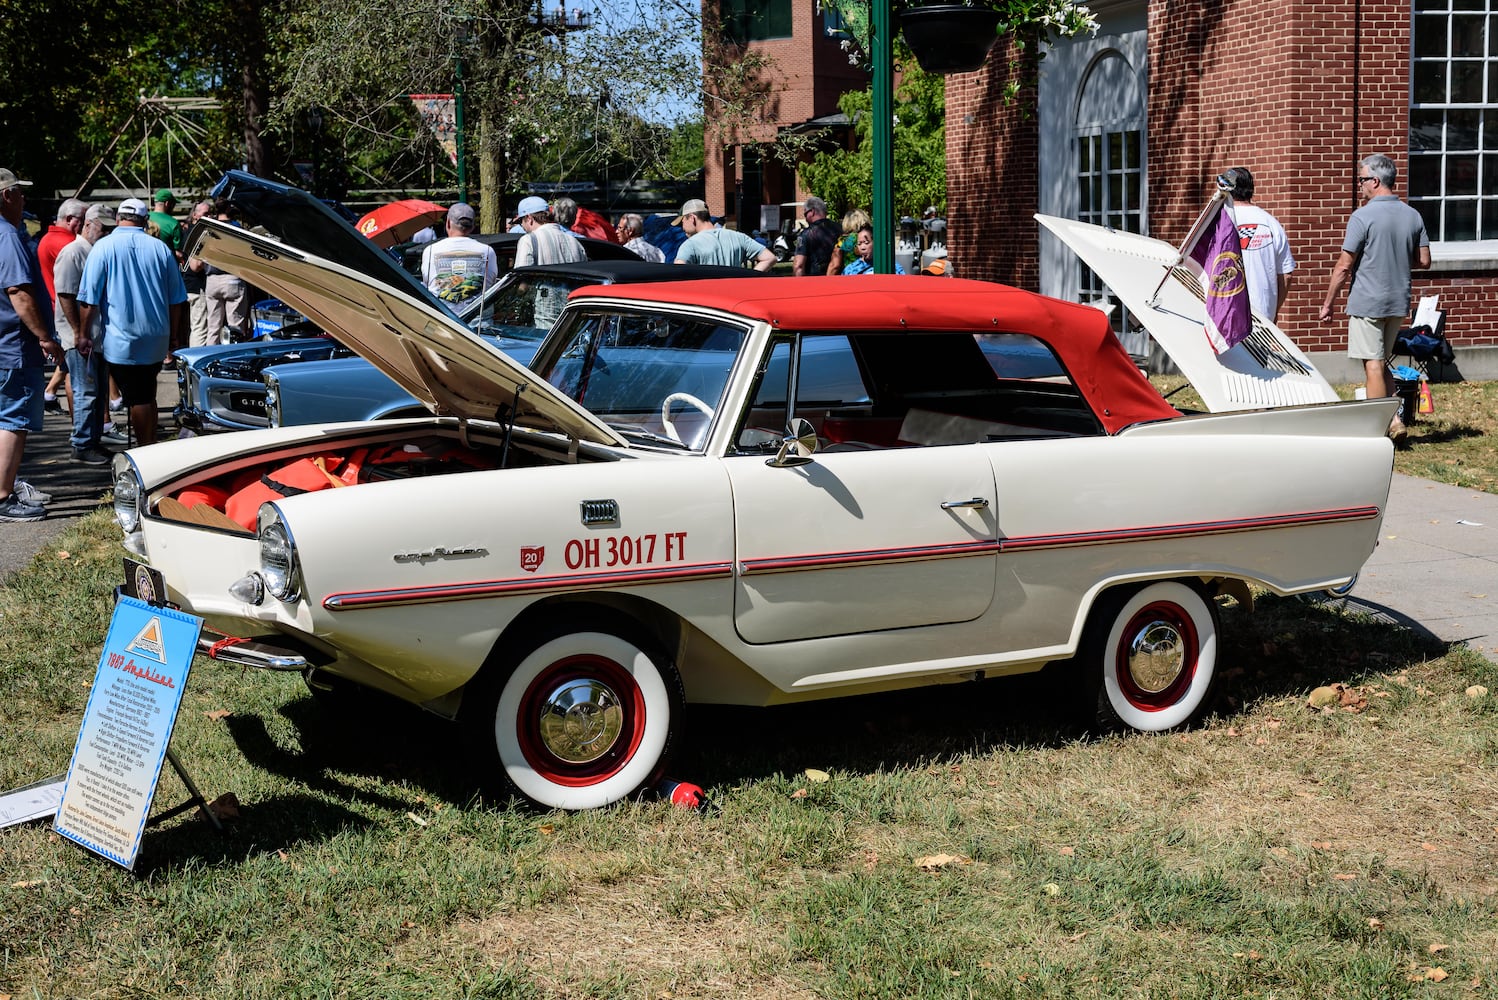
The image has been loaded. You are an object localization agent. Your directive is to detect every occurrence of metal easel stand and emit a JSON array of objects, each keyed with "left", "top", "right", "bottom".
[{"left": 146, "top": 747, "right": 223, "bottom": 832}]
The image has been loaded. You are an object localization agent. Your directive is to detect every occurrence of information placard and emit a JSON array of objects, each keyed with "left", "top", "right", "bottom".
[{"left": 54, "top": 597, "right": 203, "bottom": 870}]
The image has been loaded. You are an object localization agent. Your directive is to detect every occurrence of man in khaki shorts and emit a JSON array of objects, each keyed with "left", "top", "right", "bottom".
[{"left": 1319, "top": 154, "right": 1430, "bottom": 442}]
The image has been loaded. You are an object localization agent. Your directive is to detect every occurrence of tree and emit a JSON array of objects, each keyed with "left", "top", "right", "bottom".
[
  {"left": 271, "top": 0, "right": 708, "bottom": 229},
  {"left": 797, "top": 42, "right": 946, "bottom": 219}
]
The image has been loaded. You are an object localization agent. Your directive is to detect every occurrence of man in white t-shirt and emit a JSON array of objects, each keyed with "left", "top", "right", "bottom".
[
  {"left": 1223, "top": 167, "right": 1295, "bottom": 324},
  {"left": 420, "top": 203, "right": 499, "bottom": 308}
]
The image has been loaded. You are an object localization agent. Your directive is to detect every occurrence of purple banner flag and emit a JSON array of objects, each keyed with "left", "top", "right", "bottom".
[{"left": 1187, "top": 201, "right": 1252, "bottom": 353}]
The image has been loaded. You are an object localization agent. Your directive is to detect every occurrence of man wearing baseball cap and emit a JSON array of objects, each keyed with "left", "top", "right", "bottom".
[
  {"left": 513, "top": 196, "right": 586, "bottom": 267},
  {"left": 0, "top": 168, "right": 64, "bottom": 520},
  {"left": 420, "top": 202, "right": 499, "bottom": 308},
  {"left": 150, "top": 188, "right": 183, "bottom": 252},
  {"left": 674, "top": 199, "right": 775, "bottom": 271},
  {"left": 76, "top": 196, "right": 186, "bottom": 446}
]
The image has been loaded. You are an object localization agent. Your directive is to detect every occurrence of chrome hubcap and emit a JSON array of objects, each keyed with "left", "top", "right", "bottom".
[
  {"left": 1125, "top": 620, "right": 1187, "bottom": 694},
  {"left": 536, "top": 678, "right": 624, "bottom": 764}
]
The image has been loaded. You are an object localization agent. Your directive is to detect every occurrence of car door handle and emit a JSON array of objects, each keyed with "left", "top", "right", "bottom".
[{"left": 940, "top": 497, "right": 990, "bottom": 510}]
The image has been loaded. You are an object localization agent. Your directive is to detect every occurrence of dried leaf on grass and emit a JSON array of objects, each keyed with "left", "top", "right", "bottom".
[
  {"left": 195, "top": 792, "right": 239, "bottom": 822},
  {"left": 405, "top": 812, "right": 428, "bottom": 827},
  {"left": 1428, "top": 943, "right": 1450, "bottom": 954},
  {"left": 915, "top": 853, "right": 971, "bottom": 871},
  {"left": 1307, "top": 683, "right": 1368, "bottom": 713},
  {"left": 1058, "top": 846, "right": 1075, "bottom": 856},
  {"left": 204, "top": 709, "right": 232, "bottom": 721},
  {"left": 1368, "top": 918, "right": 1385, "bottom": 931},
  {"left": 1333, "top": 873, "right": 1358, "bottom": 881},
  {"left": 789, "top": 788, "right": 808, "bottom": 799},
  {"left": 1467, "top": 685, "right": 1489, "bottom": 698},
  {"left": 803, "top": 768, "right": 830, "bottom": 783}
]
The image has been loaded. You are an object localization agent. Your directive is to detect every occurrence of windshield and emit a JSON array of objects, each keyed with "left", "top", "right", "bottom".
[
  {"left": 537, "top": 309, "right": 748, "bottom": 449},
  {"left": 468, "top": 274, "right": 586, "bottom": 340}
]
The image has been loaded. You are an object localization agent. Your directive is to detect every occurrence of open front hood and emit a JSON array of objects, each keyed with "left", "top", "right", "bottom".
[
  {"left": 185, "top": 215, "right": 624, "bottom": 448},
  {"left": 1038, "top": 215, "right": 1337, "bottom": 412}
]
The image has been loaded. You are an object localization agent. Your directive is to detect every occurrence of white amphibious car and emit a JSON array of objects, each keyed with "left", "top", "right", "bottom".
[{"left": 113, "top": 173, "right": 1396, "bottom": 809}]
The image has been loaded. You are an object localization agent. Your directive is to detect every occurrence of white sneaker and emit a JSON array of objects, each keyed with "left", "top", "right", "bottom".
[
  {"left": 108, "top": 397, "right": 124, "bottom": 412},
  {"left": 13, "top": 480, "right": 51, "bottom": 505}
]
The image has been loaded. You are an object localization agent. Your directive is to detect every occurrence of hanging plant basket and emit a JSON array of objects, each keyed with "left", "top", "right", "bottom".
[{"left": 898, "top": 5, "right": 1003, "bottom": 74}]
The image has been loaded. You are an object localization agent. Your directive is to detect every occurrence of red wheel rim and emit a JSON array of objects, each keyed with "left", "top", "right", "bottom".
[
  {"left": 1112, "top": 600, "right": 1199, "bottom": 712},
  {"left": 515, "top": 654, "right": 647, "bottom": 787}
]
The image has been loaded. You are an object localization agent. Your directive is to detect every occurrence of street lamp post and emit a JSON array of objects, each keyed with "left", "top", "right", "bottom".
[
  {"left": 872, "top": 2, "right": 895, "bottom": 273},
  {"left": 307, "top": 106, "right": 324, "bottom": 199},
  {"left": 454, "top": 48, "right": 469, "bottom": 204}
]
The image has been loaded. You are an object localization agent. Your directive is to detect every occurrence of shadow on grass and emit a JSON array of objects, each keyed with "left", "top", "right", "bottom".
[
  {"left": 193, "top": 591, "right": 1455, "bottom": 829},
  {"left": 135, "top": 794, "right": 374, "bottom": 876},
  {"left": 1409, "top": 421, "right": 1487, "bottom": 446}
]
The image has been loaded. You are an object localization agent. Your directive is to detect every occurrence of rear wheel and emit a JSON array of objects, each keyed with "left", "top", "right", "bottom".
[
  {"left": 464, "top": 622, "right": 681, "bottom": 809},
  {"left": 1084, "top": 582, "right": 1219, "bottom": 732}
]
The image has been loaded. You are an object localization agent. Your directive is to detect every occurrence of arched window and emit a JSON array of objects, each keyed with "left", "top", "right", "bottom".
[{"left": 1075, "top": 51, "right": 1145, "bottom": 334}]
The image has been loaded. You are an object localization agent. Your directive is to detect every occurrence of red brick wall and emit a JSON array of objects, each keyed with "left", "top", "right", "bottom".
[
  {"left": 946, "top": 40, "right": 1040, "bottom": 287},
  {"left": 701, "top": 1, "right": 867, "bottom": 222},
  {"left": 946, "top": 0, "right": 1498, "bottom": 355}
]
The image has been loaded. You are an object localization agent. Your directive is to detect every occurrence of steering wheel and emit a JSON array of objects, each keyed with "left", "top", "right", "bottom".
[{"left": 661, "top": 392, "right": 715, "bottom": 445}]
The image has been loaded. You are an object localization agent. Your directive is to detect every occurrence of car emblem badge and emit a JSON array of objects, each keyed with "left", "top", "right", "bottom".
[{"left": 520, "top": 546, "right": 544, "bottom": 573}]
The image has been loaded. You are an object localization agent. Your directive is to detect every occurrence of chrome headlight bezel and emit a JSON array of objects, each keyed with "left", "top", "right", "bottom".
[
  {"left": 257, "top": 504, "right": 302, "bottom": 603},
  {"left": 113, "top": 463, "right": 143, "bottom": 533},
  {"left": 264, "top": 370, "right": 282, "bottom": 428}
]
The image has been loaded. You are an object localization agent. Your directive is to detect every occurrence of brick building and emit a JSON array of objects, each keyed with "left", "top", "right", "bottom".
[
  {"left": 946, "top": 0, "right": 1498, "bottom": 377},
  {"left": 703, "top": 0, "right": 1498, "bottom": 378},
  {"left": 701, "top": 2, "right": 866, "bottom": 234}
]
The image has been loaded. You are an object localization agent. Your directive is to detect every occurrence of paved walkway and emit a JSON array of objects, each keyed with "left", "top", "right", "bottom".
[
  {"left": 1, "top": 380, "right": 1495, "bottom": 661},
  {"left": 0, "top": 368, "right": 177, "bottom": 580},
  {"left": 1349, "top": 472, "right": 1498, "bottom": 660}
]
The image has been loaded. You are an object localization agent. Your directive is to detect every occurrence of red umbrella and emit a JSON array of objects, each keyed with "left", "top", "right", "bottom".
[{"left": 356, "top": 199, "right": 447, "bottom": 248}]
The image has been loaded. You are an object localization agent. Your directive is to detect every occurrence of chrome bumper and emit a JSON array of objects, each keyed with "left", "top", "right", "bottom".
[{"left": 112, "top": 586, "right": 312, "bottom": 671}]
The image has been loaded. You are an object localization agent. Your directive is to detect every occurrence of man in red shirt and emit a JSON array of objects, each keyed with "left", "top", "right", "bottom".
[
  {"left": 37, "top": 199, "right": 87, "bottom": 303},
  {"left": 35, "top": 198, "right": 86, "bottom": 413}
]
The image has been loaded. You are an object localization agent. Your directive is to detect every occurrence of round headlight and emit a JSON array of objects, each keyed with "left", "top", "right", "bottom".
[
  {"left": 113, "top": 467, "right": 142, "bottom": 533},
  {"left": 258, "top": 511, "right": 301, "bottom": 602}
]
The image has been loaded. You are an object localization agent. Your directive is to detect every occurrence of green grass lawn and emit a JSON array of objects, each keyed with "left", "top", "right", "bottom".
[{"left": 2, "top": 382, "right": 1497, "bottom": 997}]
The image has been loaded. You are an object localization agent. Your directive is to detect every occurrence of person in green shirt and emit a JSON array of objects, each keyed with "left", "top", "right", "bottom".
[{"left": 148, "top": 189, "right": 183, "bottom": 253}]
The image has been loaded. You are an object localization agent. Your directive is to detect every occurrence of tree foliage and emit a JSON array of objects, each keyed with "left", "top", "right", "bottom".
[
  {"left": 0, "top": 0, "right": 708, "bottom": 220},
  {"left": 797, "top": 43, "right": 946, "bottom": 220}
]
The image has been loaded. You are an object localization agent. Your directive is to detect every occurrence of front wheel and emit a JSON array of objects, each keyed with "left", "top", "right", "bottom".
[
  {"left": 463, "top": 623, "right": 682, "bottom": 809},
  {"left": 1083, "top": 581, "right": 1219, "bottom": 732}
]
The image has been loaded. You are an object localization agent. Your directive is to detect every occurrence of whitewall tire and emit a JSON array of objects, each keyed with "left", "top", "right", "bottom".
[
  {"left": 467, "top": 625, "right": 680, "bottom": 810},
  {"left": 1088, "top": 582, "right": 1219, "bottom": 732}
]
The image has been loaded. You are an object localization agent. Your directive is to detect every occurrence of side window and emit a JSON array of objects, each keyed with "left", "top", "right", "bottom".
[{"left": 733, "top": 334, "right": 870, "bottom": 452}]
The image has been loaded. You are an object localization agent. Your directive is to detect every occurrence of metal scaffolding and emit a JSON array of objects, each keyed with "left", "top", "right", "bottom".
[{"left": 76, "top": 95, "right": 223, "bottom": 199}]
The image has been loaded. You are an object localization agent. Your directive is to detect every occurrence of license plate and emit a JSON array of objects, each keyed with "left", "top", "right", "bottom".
[{"left": 122, "top": 558, "right": 171, "bottom": 607}]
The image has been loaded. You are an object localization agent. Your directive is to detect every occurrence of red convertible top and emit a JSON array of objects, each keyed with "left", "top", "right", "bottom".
[{"left": 574, "top": 276, "right": 1180, "bottom": 434}]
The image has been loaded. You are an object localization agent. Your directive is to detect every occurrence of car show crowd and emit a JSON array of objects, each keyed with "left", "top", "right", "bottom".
[{"left": 0, "top": 169, "right": 956, "bottom": 523}]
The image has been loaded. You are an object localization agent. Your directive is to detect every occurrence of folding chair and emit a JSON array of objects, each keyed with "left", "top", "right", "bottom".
[{"left": 1391, "top": 300, "right": 1453, "bottom": 380}]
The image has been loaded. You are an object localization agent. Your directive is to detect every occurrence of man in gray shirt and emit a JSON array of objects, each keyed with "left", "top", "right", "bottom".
[
  {"left": 1319, "top": 153, "right": 1430, "bottom": 441},
  {"left": 674, "top": 200, "right": 776, "bottom": 271}
]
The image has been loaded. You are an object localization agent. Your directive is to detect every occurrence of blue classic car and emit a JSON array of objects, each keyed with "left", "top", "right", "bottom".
[
  {"left": 263, "top": 260, "right": 773, "bottom": 427},
  {"left": 174, "top": 233, "right": 642, "bottom": 433}
]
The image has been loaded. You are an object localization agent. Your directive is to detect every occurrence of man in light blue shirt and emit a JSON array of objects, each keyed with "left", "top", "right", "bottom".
[{"left": 78, "top": 197, "right": 186, "bottom": 444}]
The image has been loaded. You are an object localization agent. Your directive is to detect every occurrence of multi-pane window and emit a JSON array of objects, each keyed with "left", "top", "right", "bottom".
[
  {"left": 1077, "top": 129, "right": 1144, "bottom": 333},
  {"left": 1410, "top": 0, "right": 1498, "bottom": 241},
  {"left": 722, "top": 0, "right": 792, "bottom": 42}
]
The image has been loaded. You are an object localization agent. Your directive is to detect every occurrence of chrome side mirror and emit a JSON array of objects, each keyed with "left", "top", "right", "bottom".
[{"left": 767, "top": 417, "right": 818, "bottom": 467}]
